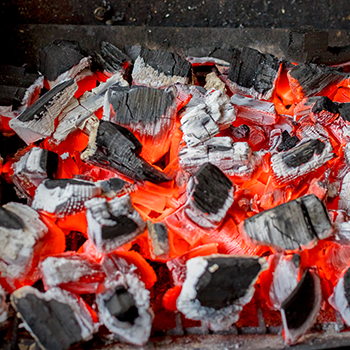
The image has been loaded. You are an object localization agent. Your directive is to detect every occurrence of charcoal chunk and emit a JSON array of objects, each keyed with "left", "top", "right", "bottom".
[
  {"left": 0, "top": 206, "right": 24, "bottom": 229},
  {"left": 102, "top": 215, "right": 138, "bottom": 240},
  {"left": 282, "top": 139, "right": 325, "bottom": 168},
  {"left": 277, "top": 130, "right": 300, "bottom": 152},
  {"left": 44, "top": 178, "right": 96, "bottom": 189},
  {"left": 339, "top": 103, "right": 350, "bottom": 122},
  {"left": 311, "top": 96, "right": 339, "bottom": 115},
  {"left": 196, "top": 257, "right": 262, "bottom": 310},
  {"left": 147, "top": 221, "right": 170, "bottom": 256},
  {"left": 38, "top": 40, "right": 84, "bottom": 81},
  {"left": 105, "top": 286, "right": 139, "bottom": 324},
  {"left": 100, "top": 177, "right": 127, "bottom": 194},
  {"left": 229, "top": 124, "right": 250, "bottom": 140}
]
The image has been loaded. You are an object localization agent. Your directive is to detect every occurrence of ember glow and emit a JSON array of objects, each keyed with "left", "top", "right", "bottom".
[{"left": 2, "top": 40, "right": 350, "bottom": 349}]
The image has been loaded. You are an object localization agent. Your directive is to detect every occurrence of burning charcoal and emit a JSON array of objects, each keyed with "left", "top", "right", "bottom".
[
  {"left": 147, "top": 221, "right": 170, "bottom": 256},
  {"left": 96, "top": 273, "right": 153, "bottom": 345},
  {"left": 310, "top": 96, "right": 339, "bottom": 124},
  {"left": 11, "top": 286, "right": 96, "bottom": 350},
  {"left": 0, "top": 285, "right": 8, "bottom": 322},
  {"left": 10, "top": 79, "right": 78, "bottom": 144},
  {"left": 81, "top": 120, "right": 171, "bottom": 183},
  {"left": 244, "top": 194, "right": 333, "bottom": 250},
  {"left": 32, "top": 179, "right": 101, "bottom": 216},
  {"left": 0, "top": 202, "right": 48, "bottom": 279},
  {"left": 85, "top": 194, "right": 146, "bottom": 253},
  {"left": 12, "top": 147, "right": 58, "bottom": 198},
  {"left": 271, "top": 138, "right": 333, "bottom": 184},
  {"left": 38, "top": 40, "right": 91, "bottom": 88},
  {"left": 287, "top": 63, "right": 347, "bottom": 100},
  {"left": 229, "top": 124, "right": 250, "bottom": 140},
  {"left": 41, "top": 253, "right": 105, "bottom": 293},
  {"left": 132, "top": 48, "right": 192, "bottom": 88},
  {"left": 53, "top": 73, "right": 128, "bottom": 142},
  {"left": 184, "top": 163, "right": 234, "bottom": 229},
  {"left": 227, "top": 47, "right": 281, "bottom": 100},
  {"left": 294, "top": 96, "right": 322, "bottom": 122},
  {"left": 231, "top": 94, "right": 279, "bottom": 125},
  {"left": 281, "top": 270, "right": 321, "bottom": 344},
  {"left": 177, "top": 255, "right": 267, "bottom": 331},
  {"left": 98, "top": 177, "right": 135, "bottom": 198},
  {"left": 105, "top": 84, "right": 176, "bottom": 141},
  {"left": 339, "top": 172, "right": 350, "bottom": 214},
  {"left": 276, "top": 130, "right": 300, "bottom": 152}
]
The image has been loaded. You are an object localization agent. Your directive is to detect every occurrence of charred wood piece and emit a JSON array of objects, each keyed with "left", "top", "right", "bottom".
[
  {"left": 227, "top": 47, "right": 281, "bottom": 100},
  {"left": 12, "top": 147, "right": 58, "bottom": 198},
  {"left": 271, "top": 138, "right": 333, "bottom": 184},
  {"left": 85, "top": 194, "right": 146, "bottom": 253},
  {"left": 276, "top": 130, "right": 300, "bottom": 152},
  {"left": 185, "top": 163, "right": 234, "bottom": 229},
  {"left": 11, "top": 286, "right": 96, "bottom": 350},
  {"left": 231, "top": 94, "right": 278, "bottom": 125},
  {"left": 32, "top": 179, "right": 101, "bottom": 216},
  {"left": 105, "top": 84, "right": 176, "bottom": 140},
  {"left": 82, "top": 120, "right": 171, "bottom": 184},
  {"left": 244, "top": 194, "right": 333, "bottom": 250},
  {"left": 132, "top": 48, "right": 192, "bottom": 88},
  {"left": 310, "top": 96, "right": 339, "bottom": 124},
  {"left": 281, "top": 270, "right": 321, "bottom": 344},
  {"left": 10, "top": 79, "right": 78, "bottom": 144},
  {"left": 147, "top": 221, "right": 170, "bottom": 256},
  {"left": 177, "top": 255, "right": 267, "bottom": 331},
  {"left": 98, "top": 177, "right": 135, "bottom": 198}
]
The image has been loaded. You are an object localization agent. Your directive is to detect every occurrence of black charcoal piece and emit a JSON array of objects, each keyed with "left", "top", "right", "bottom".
[
  {"left": 44, "top": 178, "right": 96, "bottom": 189},
  {"left": 227, "top": 47, "right": 280, "bottom": 99},
  {"left": 40, "top": 150, "right": 59, "bottom": 178},
  {"left": 244, "top": 194, "right": 332, "bottom": 250},
  {"left": 195, "top": 257, "right": 262, "bottom": 310},
  {"left": 0, "top": 85, "right": 27, "bottom": 108},
  {"left": 105, "top": 286, "right": 139, "bottom": 324},
  {"left": 277, "top": 130, "right": 300, "bottom": 152},
  {"left": 102, "top": 216, "right": 138, "bottom": 240},
  {"left": 339, "top": 103, "right": 350, "bottom": 122},
  {"left": 311, "top": 96, "right": 339, "bottom": 115},
  {"left": 344, "top": 269, "right": 350, "bottom": 304},
  {"left": 0, "top": 206, "right": 24, "bottom": 229},
  {"left": 282, "top": 139, "right": 325, "bottom": 168},
  {"left": 38, "top": 40, "right": 84, "bottom": 81},
  {"left": 147, "top": 221, "right": 170, "bottom": 256},
  {"left": 229, "top": 124, "right": 250, "bottom": 140},
  {"left": 82, "top": 120, "right": 171, "bottom": 184}
]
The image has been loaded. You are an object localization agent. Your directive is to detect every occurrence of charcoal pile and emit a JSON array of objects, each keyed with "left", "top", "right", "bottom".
[{"left": 3, "top": 38, "right": 350, "bottom": 349}]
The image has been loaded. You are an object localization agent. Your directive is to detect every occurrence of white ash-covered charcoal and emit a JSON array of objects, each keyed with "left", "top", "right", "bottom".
[
  {"left": 53, "top": 73, "right": 128, "bottom": 143},
  {"left": 11, "top": 286, "right": 96, "bottom": 350},
  {"left": 38, "top": 40, "right": 91, "bottom": 89},
  {"left": 287, "top": 63, "right": 347, "bottom": 100},
  {"left": 81, "top": 120, "right": 171, "bottom": 184},
  {"left": 339, "top": 172, "right": 350, "bottom": 214},
  {"left": 96, "top": 272, "right": 153, "bottom": 346},
  {"left": 177, "top": 255, "right": 267, "bottom": 331},
  {"left": 281, "top": 270, "right": 321, "bottom": 345},
  {"left": 227, "top": 47, "right": 281, "bottom": 100},
  {"left": 231, "top": 94, "right": 279, "bottom": 125},
  {"left": 276, "top": 130, "right": 300, "bottom": 152},
  {"left": 94, "top": 41, "right": 132, "bottom": 76},
  {"left": 310, "top": 96, "right": 340, "bottom": 125},
  {"left": 32, "top": 178, "right": 101, "bottom": 216},
  {"left": 186, "top": 56, "right": 230, "bottom": 68},
  {"left": 271, "top": 138, "right": 333, "bottom": 185},
  {"left": 105, "top": 84, "right": 176, "bottom": 140},
  {"left": 0, "top": 202, "right": 48, "bottom": 279},
  {"left": 184, "top": 162, "right": 234, "bottom": 229},
  {"left": 10, "top": 79, "right": 78, "bottom": 144},
  {"left": 85, "top": 194, "right": 146, "bottom": 253},
  {"left": 244, "top": 194, "right": 333, "bottom": 251},
  {"left": 98, "top": 177, "right": 136, "bottom": 198},
  {"left": 204, "top": 71, "right": 226, "bottom": 92},
  {"left": 147, "top": 221, "right": 170, "bottom": 256},
  {"left": 12, "top": 147, "right": 58, "bottom": 198},
  {"left": 293, "top": 96, "right": 322, "bottom": 122},
  {"left": 132, "top": 48, "right": 192, "bottom": 88},
  {"left": 0, "top": 285, "right": 8, "bottom": 322}
]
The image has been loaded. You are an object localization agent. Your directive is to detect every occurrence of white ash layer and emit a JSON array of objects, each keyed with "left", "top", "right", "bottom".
[{"left": 339, "top": 172, "right": 350, "bottom": 215}]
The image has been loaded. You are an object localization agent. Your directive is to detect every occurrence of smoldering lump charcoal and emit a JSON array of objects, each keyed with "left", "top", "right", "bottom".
[{"left": 3, "top": 37, "right": 350, "bottom": 349}]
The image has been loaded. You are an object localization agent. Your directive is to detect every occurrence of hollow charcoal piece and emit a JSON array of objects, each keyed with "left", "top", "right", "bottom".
[
  {"left": 177, "top": 255, "right": 267, "bottom": 331},
  {"left": 11, "top": 286, "right": 95, "bottom": 350},
  {"left": 38, "top": 40, "right": 84, "bottom": 82},
  {"left": 243, "top": 194, "right": 333, "bottom": 250},
  {"left": 277, "top": 130, "right": 300, "bottom": 152},
  {"left": 32, "top": 178, "right": 101, "bottom": 216},
  {"left": 281, "top": 270, "right": 321, "bottom": 345},
  {"left": 227, "top": 47, "right": 280, "bottom": 99},
  {"left": 147, "top": 221, "right": 170, "bottom": 256},
  {"left": 339, "top": 103, "right": 350, "bottom": 122},
  {"left": 310, "top": 96, "right": 339, "bottom": 124}
]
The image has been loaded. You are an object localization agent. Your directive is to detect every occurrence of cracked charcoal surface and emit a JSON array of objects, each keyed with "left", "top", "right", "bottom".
[
  {"left": 195, "top": 257, "right": 261, "bottom": 310},
  {"left": 0, "top": 207, "right": 24, "bottom": 229},
  {"left": 139, "top": 48, "right": 191, "bottom": 78},
  {"left": 108, "top": 85, "right": 174, "bottom": 126},
  {"left": 282, "top": 139, "right": 325, "bottom": 168},
  {"left": 192, "top": 163, "right": 232, "bottom": 215},
  {"left": 105, "top": 286, "right": 139, "bottom": 324},
  {"left": 13, "top": 294, "right": 82, "bottom": 350},
  {"left": 228, "top": 47, "right": 279, "bottom": 94},
  {"left": 282, "top": 270, "right": 315, "bottom": 330},
  {"left": 311, "top": 96, "right": 339, "bottom": 115},
  {"left": 44, "top": 179, "right": 95, "bottom": 189},
  {"left": 39, "top": 150, "right": 59, "bottom": 178},
  {"left": 38, "top": 40, "right": 84, "bottom": 81},
  {"left": 101, "top": 215, "right": 138, "bottom": 240},
  {"left": 344, "top": 269, "right": 350, "bottom": 305},
  {"left": 339, "top": 103, "right": 350, "bottom": 122},
  {"left": 17, "top": 78, "right": 75, "bottom": 122},
  {"left": 277, "top": 130, "right": 300, "bottom": 152},
  {"left": 154, "top": 223, "right": 168, "bottom": 243}
]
